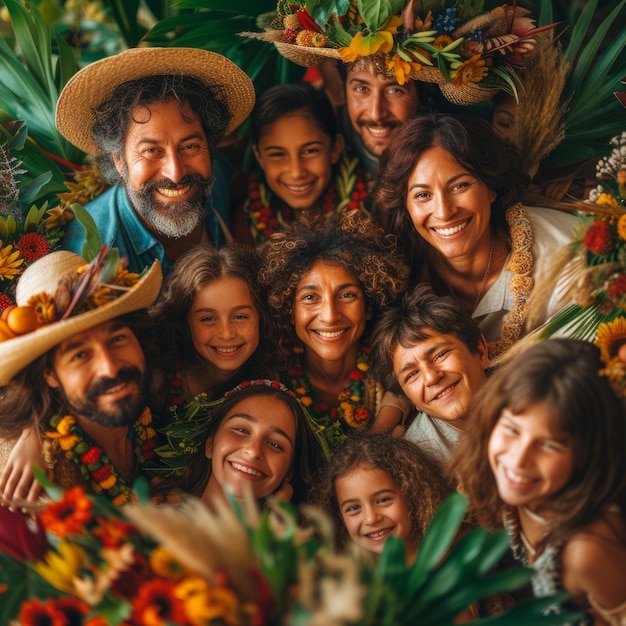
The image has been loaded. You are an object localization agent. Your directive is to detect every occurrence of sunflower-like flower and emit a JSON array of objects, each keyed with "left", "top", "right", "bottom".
[
  {"left": 452, "top": 54, "right": 488, "bottom": 84},
  {"left": 175, "top": 576, "right": 241, "bottom": 626},
  {"left": 57, "top": 166, "right": 104, "bottom": 209},
  {"left": 151, "top": 548, "right": 189, "bottom": 581},
  {"left": 595, "top": 317, "right": 626, "bottom": 365},
  {"left": 27, "top": 291, "right": 57, "bottom": 324},
  {"left": 131, "top": 579, "right": 188, "bottom": 625},
  {"left": 0, "top": 243, "right": 24, "bottom": 281},
  {"left": 339, "top": 15, "right": 402, "bottom": 62},
  {"left": 41, "top": 486, "right": 93, "bottom": 538}
]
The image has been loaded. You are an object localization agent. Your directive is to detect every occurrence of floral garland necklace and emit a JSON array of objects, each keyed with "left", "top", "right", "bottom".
[
  {"left": 488, "top": 203, "right": 535, "bottom": 359},
  {"left": 245, "top": 154, "right": 368, "bottom": 245},
  {"left": 46, "top": 408, "right": 157, "bottom": 506},
  {"left": 286, "top": 346, "right": 380, "bottom": 450}
]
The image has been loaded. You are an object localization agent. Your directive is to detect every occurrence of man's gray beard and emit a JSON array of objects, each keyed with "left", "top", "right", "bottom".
[{"left": 123, "top": 169, "right": 215, "bottom": 239}]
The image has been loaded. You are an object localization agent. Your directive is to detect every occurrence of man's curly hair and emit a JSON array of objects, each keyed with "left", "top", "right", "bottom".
[{"left": 257, "top": 211, "right": 410, "bottom": 362}]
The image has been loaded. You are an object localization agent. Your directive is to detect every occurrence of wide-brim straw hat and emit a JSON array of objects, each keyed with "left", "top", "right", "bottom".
[
  {"left": 56, "top": 47, "right": 256, "bottom": 156},
  {"left": 0, "top": 251, "right": 162, "bottom": 386}
]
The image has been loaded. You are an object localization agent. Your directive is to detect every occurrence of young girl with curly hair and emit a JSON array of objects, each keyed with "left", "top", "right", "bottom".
[
  {"left": 258, "top": 210, "right": 411, "bottom": 449},
  {"left": 311, "top": 433, "right": 453, "bottom": 563},
  {"left": 452, "top": 339, "right": 626, "bottom": 625}
]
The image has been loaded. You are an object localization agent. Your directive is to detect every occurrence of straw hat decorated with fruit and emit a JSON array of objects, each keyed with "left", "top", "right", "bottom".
[{"left": 0, "top": 250, "right": 162, "bottom": 385}]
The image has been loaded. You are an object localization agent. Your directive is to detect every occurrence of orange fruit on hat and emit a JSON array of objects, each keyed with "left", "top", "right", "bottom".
[
  {"left": 6, "top": 306, "right": 39, "bottom": 335},
  {"left": 0, "top": 318, "right": 16, "bottom": 341},
  {"left": 0, "top": 305, "right": 15, "bottom": 321}
]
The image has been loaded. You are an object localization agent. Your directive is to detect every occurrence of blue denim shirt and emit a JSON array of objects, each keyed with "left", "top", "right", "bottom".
[{"left": 62, "top": 152, "right": 232, "bottom": 275}]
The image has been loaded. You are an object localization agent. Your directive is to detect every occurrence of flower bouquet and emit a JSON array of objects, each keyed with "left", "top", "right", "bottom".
[
  {"left": 539, "top": 132, "right": 626, "bottom": 396},
  {"left": 243, "top": 0, "right": 554, "bottom": 104},
  {"left": 0, "top": 471, "right": 582, "bottom": 626}
]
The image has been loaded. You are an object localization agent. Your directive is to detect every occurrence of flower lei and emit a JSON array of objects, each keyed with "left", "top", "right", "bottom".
[
  {"left": 286, "top": 346, "right": 379, "bottom": 450},
  {"left": 244, "top": 154, "right": 368, "bottom": 245},
  {"left": 46, "top": 408, "right": 157, "bottom": 506},
  {"left": 488, "top": 204, "right": 534, "bottom": 359}
]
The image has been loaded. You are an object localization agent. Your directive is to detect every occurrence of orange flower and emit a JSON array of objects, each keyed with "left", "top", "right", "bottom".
[
  {"left": 131, "top": 579, "right": 188, "bottom": 626},
  {"left": 41, "top": 486, "right": 93, "bottom": 538},
  {"left": 387, "top": 53, "right": 421, "bottom": 85},
  {"left": 433, "top": 35, "right": 453, "bottom": 49},
  {"left": 452, "top": 54, "right": 488, "bottom": 84},
  {"left": 18, "top": 598, "right": 66, "bottom": 626}
]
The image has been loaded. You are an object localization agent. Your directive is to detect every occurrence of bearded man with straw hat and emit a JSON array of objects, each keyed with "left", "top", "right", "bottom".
[
  {"left": 0, "top": 251, "right": 163, "bottom": 506},
  {"left": 56, "top": 47, "right": 255, "bottom": 274}
]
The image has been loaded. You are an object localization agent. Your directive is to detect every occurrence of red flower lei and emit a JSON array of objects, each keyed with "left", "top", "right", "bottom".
[
  {"left": 244, "top": 154, "right": 368, "bottom": 245},
  {"left": 46, "top": 408, "right": 157, "bottom": 506}
]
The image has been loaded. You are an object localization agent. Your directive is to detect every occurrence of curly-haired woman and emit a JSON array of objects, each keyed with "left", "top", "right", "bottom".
[{"left": 258, "top": 211, "right": 410, "bottom": 449}]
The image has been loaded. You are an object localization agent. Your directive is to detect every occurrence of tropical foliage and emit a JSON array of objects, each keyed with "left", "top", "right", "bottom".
[{"left": 0, "top": 477, "right": 582, "bottom": 625}]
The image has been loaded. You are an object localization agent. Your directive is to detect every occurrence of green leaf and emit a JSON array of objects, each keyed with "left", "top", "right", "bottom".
[
  {"left": 70, "top": 203, "right": 105, "bottom": 262},
  {"left": 358, "top": 0, "right": 404, "bottom": 31},
  {"left": 307, "top": 0, "right": 351, "bottom": 26}
]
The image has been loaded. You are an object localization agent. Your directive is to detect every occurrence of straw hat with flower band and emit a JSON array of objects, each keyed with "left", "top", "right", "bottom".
[
  {"left": 0, "top": 250, "right": 162, "bottom": 386},
  {"left": 242, "top": 0, "right": 555, "bottom": 106},
  {"left": 56, "top": 47, "right": 256, "bottom": 156}
]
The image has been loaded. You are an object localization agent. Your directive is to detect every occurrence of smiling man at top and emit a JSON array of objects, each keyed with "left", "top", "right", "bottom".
[{"left": 56, "top": 47, "right": 255, "bottom": 274}]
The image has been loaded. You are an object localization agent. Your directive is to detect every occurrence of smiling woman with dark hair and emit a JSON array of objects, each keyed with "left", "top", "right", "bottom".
[{"left": 374, "top": 112, "right": 579, "bottom": 361}]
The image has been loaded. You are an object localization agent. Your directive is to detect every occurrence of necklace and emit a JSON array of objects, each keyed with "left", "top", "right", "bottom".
[
  {"left": 286, "top": 346, "right": 381, "bottom": 450},
  {"left": 244, "top": 154, "right": 368, "bottom": 245},
  {"left": 520, "top": 530, "right": 537, "bottom": 557},
  {"left": 522, "top": 505, "right": 550, "bottom": 525},
  {"left": 437, "top": 236, "right": 495, "bottom": 314},
  {"left": 46, "top": 408, "right": 157, "bottom": 505}
]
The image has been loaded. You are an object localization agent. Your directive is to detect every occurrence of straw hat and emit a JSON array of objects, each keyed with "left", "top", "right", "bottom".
[
  {"left": 56, "top": 47, "right": 256, "bottom": 155},
  {"left": 0, "top": 251, "right": 162, "bottom": 385}
]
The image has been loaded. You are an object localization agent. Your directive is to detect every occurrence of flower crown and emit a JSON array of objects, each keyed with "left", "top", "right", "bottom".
[
  {"left": 253, "top": 0, "right": 552, "bottom": 104},
  {"left": 225, "top": 378, "right": 300, "bottom": 401}
]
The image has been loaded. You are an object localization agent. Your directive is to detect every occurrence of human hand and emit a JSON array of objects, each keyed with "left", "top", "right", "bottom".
[{"left": 0, "top": 427, "right": 45, "bottom": 507}]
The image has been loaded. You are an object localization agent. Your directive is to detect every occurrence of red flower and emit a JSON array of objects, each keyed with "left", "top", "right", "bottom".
[
  {"left": 355, "top": 407, "right": 370, "bottom": 422},
  {"left": 0, "top": 292, "right": 14, "bottom": 313},
  {"left": 608, "top": 274, "right": 626, "bottom": 300},
  {"left": 583, "top": 220, "right": 615, "bottom": 256},
  {"left": 0, "top": 505, "right": 49, "bottom": 562},
  {"left": 110, "top": 553, "right": 153, "bottom": 598},
  {"left": 16, "top": 232, "right": 50, "bottom": 263},
  {"left": 349, "top": 370, "right": 364, "bottom": 381},
  {"left": 54, "top": 596, "right": 89, "bottom": 622},
  {"left": 41, "top": 486, "right": 93, "bottom": 538},
  {"left": 81, "top": 445, "right": 102, "bottom": 465},
  {"left": 19, "top": 598, "right": 66, "bottom": 626},
  {"left": 92, "top": 464, "right": 113, "bottom": 482},
  {"left": 130, "top": 579, "right": 188, "bottom": 625},
  {"left": 92, "top": 516, "right": 137, "bottom": 548}
]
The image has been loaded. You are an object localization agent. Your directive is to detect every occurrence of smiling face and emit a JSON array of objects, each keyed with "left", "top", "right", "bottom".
[
  {"left": 113, "top": 100, "right": 214, "bottom": 239},
  {"left": 488, "top": 404, "right": 574, "bottom": 514},
  {"left": 336, "top": 466, "right": 414, "bottom": 558},
  {"left": 253, "top": 113, "right": 344, "bottom": 211},
  {"left": 405, "top": 145, "right": 496, "bottom": 262},
  {"left": 392, "top": 330, "right": 489, "bottom": 424},
  {"left": 203, "top": 394, "right": 296, "bottom": 501},
  {"left": 345, "top": 68, "right": 419, "bottom": 158},
  {"left": 293, "top": 260, "right": 370, "bottom": 364},
  {"left": 44, "top": 320, "right": 146, "bottom": 428},
  {"left": 187, "top": 276, "right": 260, "bottom": 378}
]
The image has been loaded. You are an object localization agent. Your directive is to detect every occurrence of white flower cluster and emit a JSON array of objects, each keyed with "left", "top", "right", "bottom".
[{"left": 596, "top": 131, "right": 626, "bottom": 180}]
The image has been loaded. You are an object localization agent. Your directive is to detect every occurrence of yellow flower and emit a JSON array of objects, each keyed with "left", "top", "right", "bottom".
[
  {"left": 27, "top": 291, "right": 57, "bottom": 324},
  {"left": 357, "top": 362, "right": 368, "bottom": 372},
  {"left": 595, "top": 193, "right": 619, "bottom": 208},
  {"left": 139, "top": 407, "right": 152, "bottom": 425},
  {"left": 433, "top": 35, "right": 453, "bottom": 49},
  {"left": 595, "top": 317, "right": 626, "bottom": 365},
  {"left": 100, "top": 475, "right": 117, "bottom": 490},
  {"left": 452, "top": 54, "right": 488, "bottom": 84},
  {"left": 34, "top": 540, "right": 87, "bottom": 593},
  {"left": 150, "top": 548, "right": 188, "bottom": 581},
  {"left": 617, "top": 214, "right": 626, "bottom": 241},
  {"left": 0, "top": 244, "right": 24, "bottom": 281},
  {"left": 175, "top": 577, "right": 240, "bottom": 626},
  {"left": 387, "top": 53, "right": 421, "bottom": 85},
  {"left": 299, "top": 396, "right": 313, "bottom": 407},
  {"left": 339, "top": 15, "right": 402, "bottom": 61}
]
